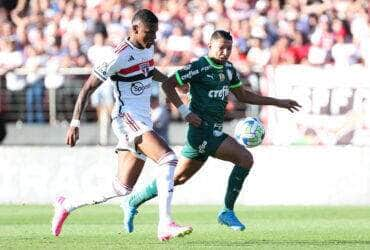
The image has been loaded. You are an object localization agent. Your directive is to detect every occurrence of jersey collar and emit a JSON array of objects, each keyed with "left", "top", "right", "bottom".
[
  {"left": 125, "top": 37, "right": 143, "bottom": 51},
  {"left": 204, "top": 56, "right": 224, "bottom": 69}
]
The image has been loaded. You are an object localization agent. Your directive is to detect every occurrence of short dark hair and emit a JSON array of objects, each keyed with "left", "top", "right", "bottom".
[
  {"left": 210, "top": 30, "right": 233, "bottom": 41},
  {"left": 132, "top": 9, "right": 158, "bottom": 25}
]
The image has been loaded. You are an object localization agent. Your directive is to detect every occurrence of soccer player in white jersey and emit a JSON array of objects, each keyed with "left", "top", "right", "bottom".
[{"left": 51, "top": 9, "right": 194, "bottom": 241}]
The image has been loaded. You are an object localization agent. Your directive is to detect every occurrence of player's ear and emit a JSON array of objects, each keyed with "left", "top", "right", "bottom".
[{"left": 132, "top": 24, "right": 139, "bottom": 34}]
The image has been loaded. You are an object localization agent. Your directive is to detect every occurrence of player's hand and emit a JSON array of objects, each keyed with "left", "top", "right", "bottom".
[
  {"left": 66, "top": 126, "right": 79, "bottom": 147},
  {"left": 276, "top": 99, "right": 301, "bottom": 113},
  {"left": 185, "top": 112, "right": 202, "bottom": 127}
]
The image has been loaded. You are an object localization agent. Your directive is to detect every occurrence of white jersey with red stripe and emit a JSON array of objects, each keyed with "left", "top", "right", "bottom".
[{"left": 93, "top": 38, "right": 154, "bottom": 121}]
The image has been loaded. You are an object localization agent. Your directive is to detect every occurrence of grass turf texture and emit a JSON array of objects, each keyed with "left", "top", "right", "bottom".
[{"left": 1, "top": 205, "right": 370, "bottom": 249}]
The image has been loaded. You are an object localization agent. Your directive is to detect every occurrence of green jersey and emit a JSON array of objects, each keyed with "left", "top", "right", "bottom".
[{"left": 175, "top": 56, "right": 242, "bottom": 123}]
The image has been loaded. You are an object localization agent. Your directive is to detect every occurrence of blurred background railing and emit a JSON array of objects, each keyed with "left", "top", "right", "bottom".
[
  {"left": 0, "top": 66, "right": 253, "bottom": 124},
  {"left": 1, "top": 64, "right": 369, "bottom": 146}
]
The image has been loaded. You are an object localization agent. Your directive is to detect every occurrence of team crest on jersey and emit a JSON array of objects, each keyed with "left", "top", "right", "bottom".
[
  {"left": 139, "top": 62, "right": 150, "bottom": 77},
  {"left": 219, "top": 73, "right": 225, "bottom": 81},
  {"left": 96, "top": 62, "right": 108, "bottom": 76}
]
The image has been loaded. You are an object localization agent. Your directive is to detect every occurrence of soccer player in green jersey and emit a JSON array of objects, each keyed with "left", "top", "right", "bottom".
[{"left": 122, "top": 30, "right": 301, "bottom": 232}]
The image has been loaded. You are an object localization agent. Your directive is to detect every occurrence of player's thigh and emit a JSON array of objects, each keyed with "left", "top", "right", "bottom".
[
  {"left": 174, "top": 157, "right": 205, "bottom": 185},
  {"left": 136, "top": 130, "right": 172, "bottom": 163},
  {"left": 214, "top": 135, "right": 253, "bottom": 168},
  {"left": 117, "top": 150, "right": 145, "bottom": 188}
]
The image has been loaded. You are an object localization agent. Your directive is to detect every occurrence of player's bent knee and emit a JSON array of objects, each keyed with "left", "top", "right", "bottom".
[
  {"left": 112, "top": 177, "right": 132, "bottom": 196},
  {"left": 238, "top": 150, "right": 254, "bottom": 169},
  {"left": 158, "top": 151, "right": 178, "bottom": 167}
]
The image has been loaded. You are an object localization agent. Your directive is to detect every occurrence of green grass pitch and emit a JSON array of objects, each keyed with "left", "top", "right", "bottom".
[{"left": 1, "top": 205, "right": 370, "bottom": 249}]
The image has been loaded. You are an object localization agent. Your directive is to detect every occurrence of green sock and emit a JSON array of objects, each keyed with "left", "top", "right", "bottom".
[
  {"left": 224, "top": 165, "right": 251, "bottom": 210},
  {"left": 128, "top": 180, "right": 158, "bottom": 208}
]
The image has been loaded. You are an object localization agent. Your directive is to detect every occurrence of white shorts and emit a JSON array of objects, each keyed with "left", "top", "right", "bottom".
[{"left": 111, "top": 112, "right": 153, "bottom": 161}]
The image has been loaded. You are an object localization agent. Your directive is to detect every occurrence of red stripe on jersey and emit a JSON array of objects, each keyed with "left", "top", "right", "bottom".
[
  {"left": 114, "top": 42, "right": 128, "bottom": 54},
  {"left": 124, "top": 113, "right": 140, "bottom": 131},
  {"left": 125, "top": 113, "right": 140, "bottom": 131},
  {"left": 123, "top": 116, "right": 138, "bottom": 132},
  {"left": 118, "top": 59, "right": 154, "bottom": 75},
  {"left": 115, "top": 41, "right": 127, "bottom": 51}
]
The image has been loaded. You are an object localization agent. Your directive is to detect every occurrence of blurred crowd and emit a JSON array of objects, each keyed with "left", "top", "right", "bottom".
[{"left": 0, "top": 0, "right": 369, "bottom": 124}]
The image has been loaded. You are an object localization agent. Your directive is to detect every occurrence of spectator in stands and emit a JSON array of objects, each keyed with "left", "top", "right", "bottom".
[
  {"left": 288, "top": 31, "right": 310, "bottom": 64},
  {"left": 58, "top": 37, "right": 89, "bottom": 121},
  {"left": 87, "top": 32, "right": 114, "bottom": 144},
  {"left": 0, "top": 0, "right": 369, "bottom": 124},
  {"left": 164, "top": 25, "right": 192, "bottom": 66},
  {"left": 0, "top": 39, "right": 23, "bottom": 77},
  {"left": 24, "top": 45, "right": 47, "bottom": 123},
  {"left": 270, "top": 36, "right": 295, "bottom": 66},
  {"left": 331, "top": 34, "right": 358, "bottom": 67}
]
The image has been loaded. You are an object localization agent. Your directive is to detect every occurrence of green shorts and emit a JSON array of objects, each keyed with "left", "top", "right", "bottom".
[{"left": 181, "top": 122, "right": 228, "bottom": 162}]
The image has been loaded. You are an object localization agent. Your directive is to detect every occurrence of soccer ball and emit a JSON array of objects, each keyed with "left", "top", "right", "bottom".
[{"left": 234, "top": 117, "right": 265, "bottom": 148}]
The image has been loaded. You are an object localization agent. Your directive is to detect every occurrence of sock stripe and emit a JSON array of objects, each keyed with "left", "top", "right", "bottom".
[
  {"left": 112, "top": 178, "right": 132, "bottom": 196},
  {"left": 158, "top": 151, "right": 173, "bottom": 163},
  {"left": 160, "top": 160, "right": 178, "bottom": 167}
]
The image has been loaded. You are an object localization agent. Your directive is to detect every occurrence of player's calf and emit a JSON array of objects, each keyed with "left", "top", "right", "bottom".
[
  {"left": 156, "top": 151, "right": 177, "bottom": 225},
  {"left": 52, "top": 178, "right": 132, "bottom": 236}
]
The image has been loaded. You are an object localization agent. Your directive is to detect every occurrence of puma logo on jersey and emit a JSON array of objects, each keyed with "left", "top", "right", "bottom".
[
  {"left": 206, "top": 74, "right": 214, "bottom": 79},
  {"left": 208, "top": 86, "right": 229, "bottom": 99}
]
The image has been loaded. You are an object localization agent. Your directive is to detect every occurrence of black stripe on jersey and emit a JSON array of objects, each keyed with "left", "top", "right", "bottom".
[
  {"left": 110, "top": 69, "right": 154, "bottom": 82},
  {"left": 115, "top": 80, "right": 124, "bottom": 113}
]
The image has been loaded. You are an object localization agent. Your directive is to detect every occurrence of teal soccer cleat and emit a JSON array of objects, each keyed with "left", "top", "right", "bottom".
[
  {"left": 121, "top": 200, "right": 138, "bottom": 233},
  {"left": 217, "top": 209, "right": 246, "bottom": 231}
]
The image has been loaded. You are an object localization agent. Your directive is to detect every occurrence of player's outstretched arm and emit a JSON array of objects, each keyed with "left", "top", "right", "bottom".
[
  {"left": 66, "top": 75, "right": 103, "bottom": 147},
  {"left": 152, "top": 68, "right": 169, "bottom": 83},
  {"left": 231, "top": 86, "right": 301, "bottom": 113},
  {"left": 162, "top": 76, "right": 202, "bottom": 127}
]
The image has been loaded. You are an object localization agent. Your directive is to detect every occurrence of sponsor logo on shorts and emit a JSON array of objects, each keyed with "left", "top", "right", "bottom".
[
  {"left": 198, "top": 140, "right": 207, "bottom": 154},
  {"left": 131, "top": 82, "right": 150, "bottom": 95}
]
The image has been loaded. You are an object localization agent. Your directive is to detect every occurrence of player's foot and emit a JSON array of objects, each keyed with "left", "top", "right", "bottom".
[
  {"left": 157, "top": 221, "right": 193, "bottom": 241},
  {"left": 121, "top": 199, "right": 138, "bottom": 233},
  {"left": 217, "top": 208, "right": 246, "bottom": 231},
  {"left": 51, "top": 196, "right": 70, "bottom": 236}
]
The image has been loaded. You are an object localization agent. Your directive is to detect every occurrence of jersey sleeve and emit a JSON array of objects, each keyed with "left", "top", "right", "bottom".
[
  {"left": 228, "top": 66, "right": 242, "bottom": 89},
  {"left": 174, "top": 61, "right": 201, "bottom": 86},
  {"left": 93, "top": 53, "right": 122, "bottom": 81}
]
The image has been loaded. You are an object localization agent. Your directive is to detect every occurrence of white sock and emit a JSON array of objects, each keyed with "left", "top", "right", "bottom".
[
  {"left": 156, "top": 152, "right": 177, "bottom": 226},
  {"left": 63, "top": 177, "right": 131, "bottom": 212}
]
